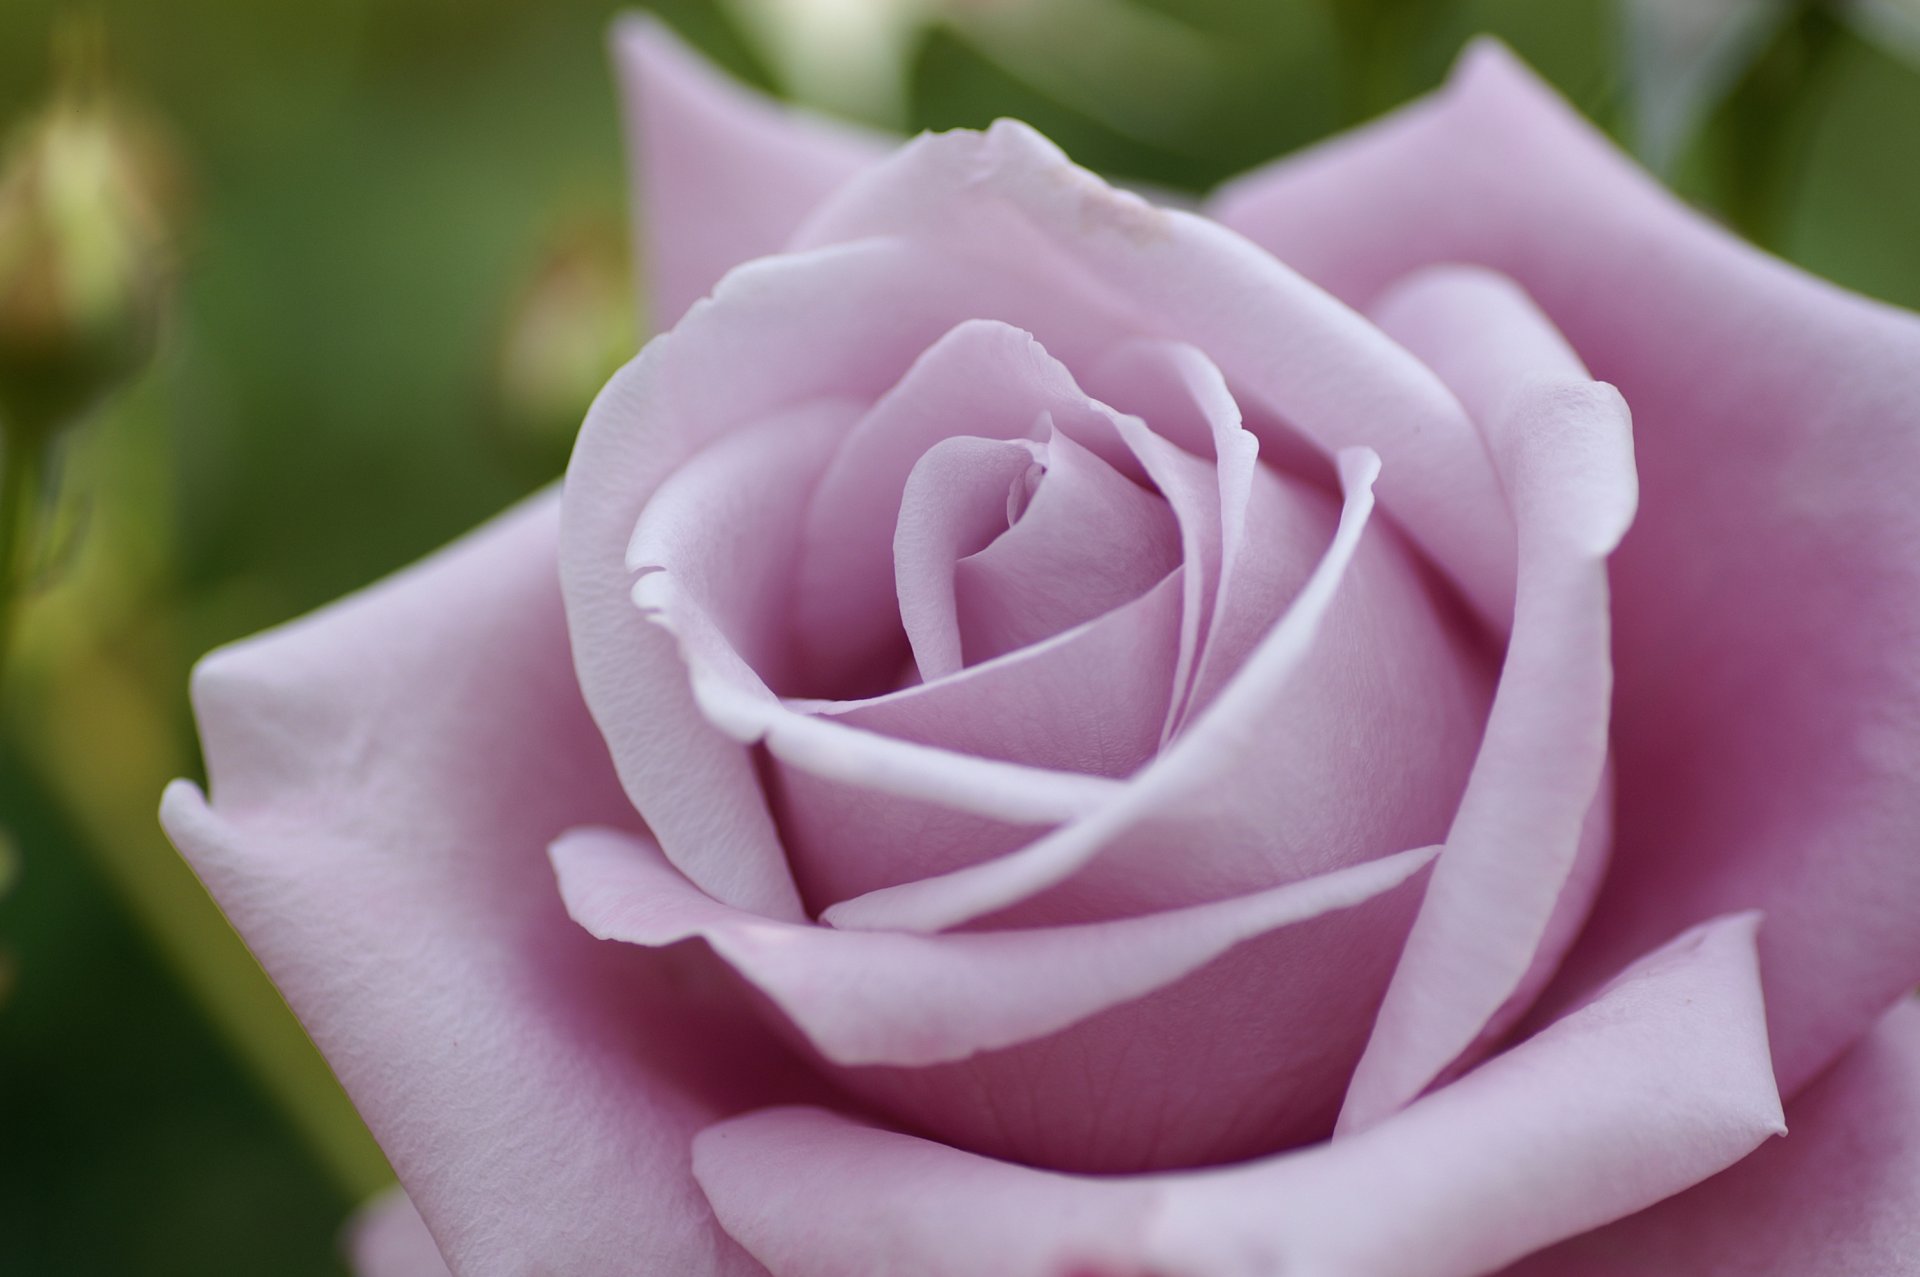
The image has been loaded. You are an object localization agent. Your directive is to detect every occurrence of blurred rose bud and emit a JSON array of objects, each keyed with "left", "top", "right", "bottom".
[
  {"left": 491, "top": 216, "right": 638, "bottom": 473},
  {"left": 0, "top": 21, "right": 174, "bottom": 442}
]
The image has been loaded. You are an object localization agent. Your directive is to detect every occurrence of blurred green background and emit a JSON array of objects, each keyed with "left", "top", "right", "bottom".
[{"left": 0, "top": 0, "right": 1915, "bottom": 1271}]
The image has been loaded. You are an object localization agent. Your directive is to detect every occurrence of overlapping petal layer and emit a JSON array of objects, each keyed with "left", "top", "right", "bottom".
[
  {"left": 163, "top": 496, "right": 802, "bottom": 1277},
  {"left": 775, "top": 574, "right": 1183, "bottom": 908},
  {"left": 167, "top": 29, "right": 1919, "bottom": 1277},
  {"left": 1339, "top": 265, "right": 1635, "bottom": 1132},
  {"left": 1507, "top": 996, "right": 1920, "bottom": 1276},
  {"left": 795, "top": 118, "right": 1516, "bottom": 629},
  {"left": 690, "top": 914, "right": 1782, "bottom": 1277},
  {"left": 563, "top": 240, "right": 1134, "bottom": 920},
  {"left": 1215, "top": 39, "right": 1920, "bottom": 1097},
  {"left": 825, "top": 449, "right": 1490, "bottom": 930},
  {"left": 553, "top": 824, "right": 1434, "bottom": 1068}
]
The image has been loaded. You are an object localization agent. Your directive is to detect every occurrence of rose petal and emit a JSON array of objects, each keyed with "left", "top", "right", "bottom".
[
  {"left": 1098, "top": 410, "right": 1230, "bottom": 742},
  {"left": 1506, "top": 996, "right": 1920, "bottom": 1276},
  {"left": 775, "top": 573, "right": 1183, "bottom": 909},
  {"left": 162, "top": 495, "right": 793, "bottom": 1277},
  {"left": 818, "top": 450, "right": 1380, "bottom": 930},
  {"left": 794, "top": 119, "right": 1516, "bottom": 629},
  {"left": 954, "top": 423, "right": 1180, "bottom": 664},
  {"left": 791, "top": 318, "right": 1141, "bottom": 694},
  {"left": 614, "top": 14, "right": 885, "bottom": 331},
  {"left": 559, "top": 824, "right": 1434, "bottom": 1169},
  {"left": 1338, "top": 265, "right": 1636, "bottom": 1133},
  {"left": 346, "top": 1188, "right": 450, "bottom": 1277},
  {"left": 563, "top": 246, "right": 1105, "bottom": 918},
  {"left": 652, "top": 579, "right": 1126, "bottom": 826},
  {"left": 1078, "top": 339, "right": 1263, "bottom": 737},
  {"left": 563, "top": 229, "right": 1233, "bottom": 856},
  {"left": 699, "top": 1108, "right": 1160, "bottom": 1277},
  {"left": 627, "top": 398, "right": 859, "bottom": 697},
  {"left": 894, "top": 434, "right": 1047, "bottom": 680},
  {"left": 1213, "top": 38, "right": 1920, "bottom": 1097},
  {"left": 1144, "top": 913, "right": 1781, "bottom": 1277},
  {"left": 828, "top": 445, "right": 1490, "bottom": 931},
  {"left": 690, "top": 913, "right": 1782, "bottom": 1276},
  {"left": 553, "top": 824, "right": 1435, "bottom": 1067},
  {"left": 635, "top": 322, "right": 1226, "bottom": 836}
]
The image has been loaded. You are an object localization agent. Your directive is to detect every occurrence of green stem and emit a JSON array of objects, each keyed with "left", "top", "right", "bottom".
[{"left": 0, "top": 428, "right": 47, "bottom": 696}]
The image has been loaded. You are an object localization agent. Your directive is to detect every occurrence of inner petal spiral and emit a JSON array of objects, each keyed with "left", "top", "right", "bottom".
[{"left": 895, "top": 418, "right": 1182, "bottom": 681}]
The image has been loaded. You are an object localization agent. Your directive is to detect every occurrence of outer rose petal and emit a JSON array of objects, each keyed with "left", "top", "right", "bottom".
[
  {"left": 793, "top": 118, "right": 1516, "bottom": 630},
  {"left": 1340, "top": 266, "right": 1635, "bottom": 1131},
  {"left": 161, "top": 494, "right": 796, "bottom": 1277},
  {"left": 1214, "top": 38, "right": 1920, "bottom": 1097},
  {"left": 615, "top": 15, "right": 885, "bottom": 330},
  {"left": 346, "top": 1188, "right": 451, "bottom": 1277},
  {"left": 1503, "top": 996, "right": 1920, "bottom": 1276},
  {"left": 690, "top": 914, "right": 1783, "bottom": 1277},
  {"left": 553, "top": 824, "right": 1435, "bottom": 1068},
  {"left": 557, "top": 823, "right": 1436, "bottom": 1172}
]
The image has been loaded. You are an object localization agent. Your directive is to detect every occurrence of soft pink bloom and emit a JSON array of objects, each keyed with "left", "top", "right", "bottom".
[{"left": 163, "top": 17, "right": 1920, "bottom": 1277}]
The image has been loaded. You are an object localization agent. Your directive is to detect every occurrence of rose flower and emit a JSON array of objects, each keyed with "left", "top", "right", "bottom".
[{"left": 163, "top": 20, "right": 1920, "bottom": 1277}]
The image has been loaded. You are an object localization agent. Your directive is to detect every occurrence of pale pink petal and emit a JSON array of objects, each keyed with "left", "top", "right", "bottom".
[
  {"left": 828, "top": 445, "right": 1491, "bottom": 931},
  {"left": 626, "top": 399, "right": 857, "bottom": 700},
  {"left": 629, "top": 322, "right": 1205, "bottom": 836},
  {"left": 1024, "top": 415, "right": 1486, "bottom": 932},
  {"left": 775, "top": 573, "right": 1183, "bottom": 910},
  {"left": 1214, "top": 38, "right": 1920, "bottom": 1096},
  {"left": 657, "top": 598, "right": 1124, "bottom": 825},
  {"left": 346, "top": 1188, "right": 450, "bottom": 1277},
  {"left": 1144, "top": 914, "right": 1781, "bottom": 1277},
  {"left": 1338, "top": 265, "right": 1636, "bottom": 1132},
  {"left": 162, "top": 495, "right": 792, "bottom": 1277},
  {"left": 696, "top": 1108, "right": 1159, "bottom": 1277},
  {"left": 614, "top": 14, "right": 886, "bottom": 331},
  {"left": 794, "top": 120, "right": 1516, "bottom": 628},
  {"left": 556, "top": 824, "right": 1433, "bottom": 1066},
  {"left": 893, "top": 434, "right": 1046, "bottom": 680},
  {"left": 820, "top": 451, "right": 1382, "bottom": 931},
  {"left": 791, "top": 319, "right": 1138, "bottom": 693},
  {"left": 610, "top": 374, "right": 1136, "bottom": 833},
  {"left": 1078, "top": 341, "right": 1259, "bottom": 725},
  {"left": 1508, "top": 996, "right": 1920, "bottom": 1276},
  {"left": 559, "top": 825, "right": 1435, "bottom": 1170},
  {"left": 1098, "top": 409, "right": 1229, "bottom": 744},
  {"left": 955, "top": 424, "right": 1180, "bottom": 663},
  {"left": 690, "top": 914, "right": 1782, "bottom": 1276},
  {"left": 562, "top": 246, "right": 1084, "bottom": 919},
  {"left": 1175, "top": 442, "right": 1348, "bottom": 725}
]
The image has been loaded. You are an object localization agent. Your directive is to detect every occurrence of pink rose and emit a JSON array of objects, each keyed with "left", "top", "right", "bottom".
[{"left": 164, "top": 19, "right": 1920, "bottom": 1277}]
